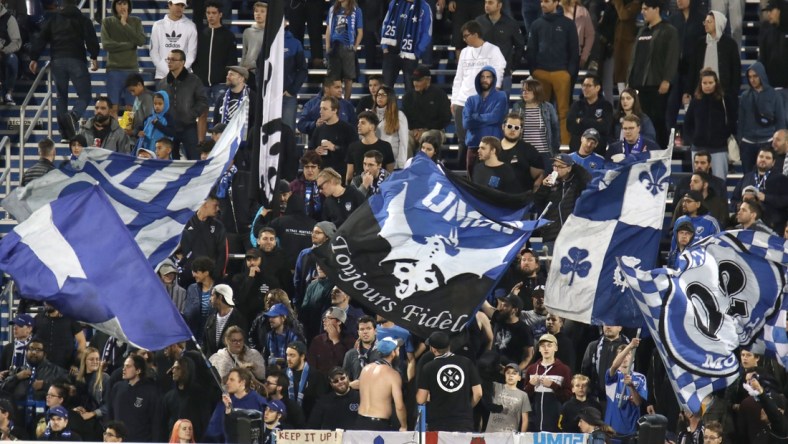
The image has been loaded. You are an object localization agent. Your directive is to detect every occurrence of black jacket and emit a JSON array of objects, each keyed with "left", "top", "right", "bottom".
[
  {"left": 160, "top": 355, "right": 214, "bottom": 441},
  {"left": 180, "top": 214, "right": 228, "bottom": 282},
  {"left": 476, "top": 13, "right": 525, "bottom": 75},
  {"left": 683, "top": 94, "right": 734, "bottom": 152},
  {"left": 192, "top": 25, "right": 238, "bottom": 87},
  {"left": 687, "top": 33, "right": 741, "bottom": 98},
  {"left": 567, "top": 97, "right": 615, "bottom": 152},
  {"left": 402, "top": 84, "right": 453, "bottom": 131},
  {"left": 268, "top": 196, "right": 317, "bottom": 267},
  {"left": 203, "top": 308, "right": 248, "bottom": 356},
  {"left": 156, "top": 69, "right": 210, "bottom": 130},
  {"left": 29, "top": 4, "right": 99, "bottom": 61},
  {"left": 534, "top": 165, "right": 591, "bottom": 242},
  {"left": 758, "top": 2, "right": 788, "bottom": 89}
]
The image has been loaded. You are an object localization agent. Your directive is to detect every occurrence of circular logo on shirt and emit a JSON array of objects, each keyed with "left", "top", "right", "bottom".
[{"left": 436, "top": 364, "right": 464, "bottom": 393}]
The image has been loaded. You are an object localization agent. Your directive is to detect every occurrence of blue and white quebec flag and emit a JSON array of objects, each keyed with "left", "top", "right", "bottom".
[
  {"left": 620, "top": 230, "right": 788, "bottom": 413},
  {"left": 313, "top": 154, "right": 546, "bottom": 338},
  {"left": 2, "top": 100, "right": 246, "bottom": 267},
  {"left": 544, "top": 149, "right": 672, "bottom": 327},
  {"left": 0, "top": 186, "right": 193, "bottom": 350}
]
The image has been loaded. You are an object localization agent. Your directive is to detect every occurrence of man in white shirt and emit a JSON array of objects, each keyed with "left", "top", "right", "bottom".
[{"left": 150, "top": 0, "right": 198, "bottom": 80}]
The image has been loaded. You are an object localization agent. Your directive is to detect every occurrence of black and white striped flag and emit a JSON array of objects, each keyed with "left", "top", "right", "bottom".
[{"left": 251, "top": 0, "right": 285, "bottom": 204}]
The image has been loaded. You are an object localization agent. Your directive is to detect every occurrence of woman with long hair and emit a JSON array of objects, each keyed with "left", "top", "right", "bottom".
[
  {"left": 168, "top": 419, "right": 196, "bottom": 443},
  {"left": 561, "top": 0, "right": 595, "bottom": 69},
  {"left": 373, "top": 85, "right": 409, "bottom": 169},
  {"left": 612, "top": 88, "right": 657, "bottom": 143},
  {"left": 208, "top": 326, "right": 266, "bottom": 381},
  {"left": 683, "top": 68, "right": 734, "bottom": 181},
  {"left": 71, "top": 347, "right": 110, "bottom": 441},
  {"left": 512, "top": 78, "right": 560, "bottom": 171},
  {"left": 577, "top": 407, "right": 615, "bottom": 444}
]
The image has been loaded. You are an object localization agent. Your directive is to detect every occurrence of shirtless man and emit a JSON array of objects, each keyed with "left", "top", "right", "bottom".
[{"left": 356, "top": 337, "right": 407, "bottom": 431}]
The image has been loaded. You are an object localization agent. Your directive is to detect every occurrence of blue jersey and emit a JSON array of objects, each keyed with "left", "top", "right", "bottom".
[
  {"left": 327, "top": 5, "right": 362, "bottom": 46},
  {"left": 569, "top": 151, "right": 605, "bottom": 172},
  {"left": 671, "top": 214, "right": 720, "bottom": 251},
  {"left": 604, "top": 370, "right": 647, "bottom": 435}
]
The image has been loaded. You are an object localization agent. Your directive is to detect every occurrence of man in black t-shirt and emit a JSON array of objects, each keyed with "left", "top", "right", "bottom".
[
  {"left": 317, "top": 168, "right": 366, "bottom": 227},
  {"left": 345, "top": 111, "right": 395, "bottom": 182},
  {"left": 472, "top": 136, "right": 522, "bottom": 194},
  {"left": 500, "top": 113, "right": 544, "bottom": 192},
  {"left": 309, "top": 96, "right": 357, "bottom": 179},
  {"left": 416, "top": 332, "right": 482, "bottom": 432},
  {"left": 480, "top": 293, "right": 535, "bottom": 369}
]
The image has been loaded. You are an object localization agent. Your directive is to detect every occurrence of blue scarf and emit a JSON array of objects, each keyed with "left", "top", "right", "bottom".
[
  {"left": 142, "top": 90, "right": 170, "bottom": 151},
  {"left": 304, "top": 180, "right": 322, "bottom": 218},
  {"left": 286, "top": 363, "right": 310, "bottom": 406},
  {"left": 381, "top": 0, "right": 424, "bottom": 59},
  {"left": 216, "top": 165, "right": 238, "bottom": 199},
  {"left": 623, "top": 136, "right": 645, "bottom": 156}
]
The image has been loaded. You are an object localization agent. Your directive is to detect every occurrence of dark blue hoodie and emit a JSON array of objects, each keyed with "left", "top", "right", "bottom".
[
  {"left": 738, "top": 62, "right": 786, "bottom": 142},
  {"left": 526, "top": 10, "right": 579, "bottom": 75},
  {"left": 462, "top": 65, "right": 508, "bottom": 148}
]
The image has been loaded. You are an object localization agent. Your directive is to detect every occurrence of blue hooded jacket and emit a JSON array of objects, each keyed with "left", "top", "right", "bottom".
[
  {"left": 283, "top": 29, "right": 309, "bottom": 96},
  {"left": 462, "top": 65, "right": 508, "bottom": 148},
  {"left": 141, "top": 90, "right": 174, "bottom": 152},
  {"left": 738, "top": 61, "right": 787, "bottom": 142}
]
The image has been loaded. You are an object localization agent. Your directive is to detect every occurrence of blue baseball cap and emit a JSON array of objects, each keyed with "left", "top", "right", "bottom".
[
  {"left": 553, "top": 154, "right": 575, "bottom": 167},
  {"left": 375, "top": 337, "right": 400, "bottom": 355},
  {"left": 263, "top": 303, "right": 289, "bottom": 318},
  {"left": 47, "top": 406, "right": 68, "bottom": 419},
  {"left": 267, "top": 399, "right": 287, "bottom": 417},
  {"left": 10, "top": 314, "right": 33, "bottom": 327}
]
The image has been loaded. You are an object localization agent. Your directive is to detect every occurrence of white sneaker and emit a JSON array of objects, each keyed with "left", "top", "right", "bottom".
[{"left": 3, "top": 94, "right": 14, "bottom": 106}]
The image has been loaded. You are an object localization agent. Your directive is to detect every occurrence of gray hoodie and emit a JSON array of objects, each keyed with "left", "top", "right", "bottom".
[
  {"left": 738, "top": 61, "right": 787, "bottom": 143},
  {"left": 0, "top": 3, "right": 22, "bottom": 55}
]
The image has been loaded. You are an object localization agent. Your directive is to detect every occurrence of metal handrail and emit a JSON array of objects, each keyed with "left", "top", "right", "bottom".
[
  {"left": 18, "top": 61, "right": 53, "bottom": 185},
  {"left": 0, "top": 136, "right": 11, "bottom": 216}
]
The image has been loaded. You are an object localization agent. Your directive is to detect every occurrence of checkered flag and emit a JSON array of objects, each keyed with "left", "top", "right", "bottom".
[{"left": 619, "top": 230, "right": 788, "bottom": 413}]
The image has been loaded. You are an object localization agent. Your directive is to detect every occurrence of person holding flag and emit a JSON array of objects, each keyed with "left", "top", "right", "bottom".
[{"left": 604, "top": 338, "right": 646, "bottom": 436}]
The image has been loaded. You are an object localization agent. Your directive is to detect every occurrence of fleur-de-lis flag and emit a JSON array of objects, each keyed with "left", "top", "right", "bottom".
[{"left": 545, "top": 148, "right": 673, "bottom": 327}]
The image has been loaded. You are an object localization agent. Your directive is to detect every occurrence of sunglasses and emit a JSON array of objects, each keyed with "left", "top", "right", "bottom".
[{"left": 505, "top": 124, "right": 521, "bottom": 131}]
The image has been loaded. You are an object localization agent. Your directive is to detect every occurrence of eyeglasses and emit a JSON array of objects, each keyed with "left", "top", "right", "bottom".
[
  {"left": 165, "top": 58, "right": 184, "bottom": 62},
  {"left": 28, "top": 347, "right": 44, "bottom": 352},
  {"left": 228, "top": 338, "right": 244, "bottom": 344},
  {"left": 265, "top": 380, "right": 278, "bottom": 386},
  {"left": 376, "top": 92, "right": 388, "bottom": 97},
  {"left": 462, "top": 33, "right": 471, "bottom": 39},
  {"left": 505, "top": 124, "right": 521, "bottom": 131},
  {"left": 46, "top": 393, "right": 62, "bottom": 398},
  {"left": 103, "top": 432, "right": 118, "bottom": 438},
  {"left": 317, "top": 181, "right": 326, "bottom": 191},
  {"left": 331, "top": 375, "right": 348, "bottom": 383}
]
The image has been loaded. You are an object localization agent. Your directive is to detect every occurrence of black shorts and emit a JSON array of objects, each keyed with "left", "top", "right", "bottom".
[
  {"left": 328, "top": 44, "right": 357, "bottom": 81},
  {"left": 354, "top": 415, "right": 393, "bottom": 431}
]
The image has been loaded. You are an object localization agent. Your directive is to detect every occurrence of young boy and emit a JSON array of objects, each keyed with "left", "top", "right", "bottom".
[
  {"left": 487, "top": 363, "right": 531, "bottom": 432},
  {"left": 559, "top": 374, "right": 603, "bottom": 433},
  {"left": 325, "top": 0, "right": 363, "bottom": 99},
  {"left": 241, "top": 2, "right": 266, "bottom": 79},
  {"left": 139, "top": 91, "right": 174, "bottom": 152},
  {"left": 125, "top": 73, "right": 153, "bottom": 144},
  {"left": 605, "top": 337, "right": 646, "bottom": 435},
  {"left": 523, "top": 334, "right": 572, "bottom": 432}
]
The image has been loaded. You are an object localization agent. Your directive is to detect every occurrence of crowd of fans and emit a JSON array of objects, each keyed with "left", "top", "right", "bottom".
[{"left": 4, "top": 0, "right": 788, "bottom": 441}]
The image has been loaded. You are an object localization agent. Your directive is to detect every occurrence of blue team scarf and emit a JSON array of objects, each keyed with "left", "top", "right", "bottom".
[
  {"left": 287, "top": 362, "right": 310, "bottom": 406},
  {"left": 216, "top": 165, "right": 238, "bottom": 199}
]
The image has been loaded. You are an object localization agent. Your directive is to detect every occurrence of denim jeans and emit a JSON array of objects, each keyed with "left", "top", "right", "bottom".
[
  {"left": 51, "top": 57, "right": 92, "bottom": 120},
  {"left": 106, "top": 70, "right": 135, "bottom": 109},
  {"left": 174, "top": 124, "right": 200, "bottom": 160},
  {"left": 282, "top": 94, "right": 298, "bottom": 130},
  {"left": 1, "top": 53, "right": 18, "bottom": 94}
]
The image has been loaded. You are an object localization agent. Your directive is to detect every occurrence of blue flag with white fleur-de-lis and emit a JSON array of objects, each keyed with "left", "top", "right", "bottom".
[{"left": 545, "top": 149, "right": 672, "bottom": 327}]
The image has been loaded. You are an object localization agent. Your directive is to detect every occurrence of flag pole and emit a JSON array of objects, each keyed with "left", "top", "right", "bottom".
[
  {"left": 189, "top": 336, "right": 228, "bottom": 395},
  {"left": 618, "top": 328, "right": 641, "bottom": 408}
]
